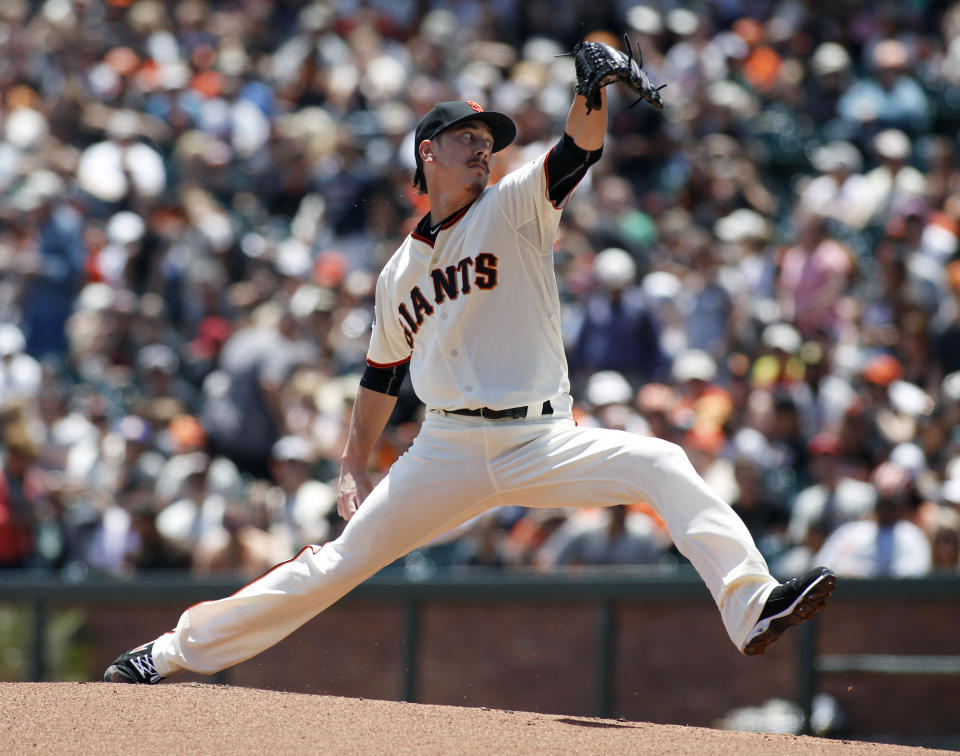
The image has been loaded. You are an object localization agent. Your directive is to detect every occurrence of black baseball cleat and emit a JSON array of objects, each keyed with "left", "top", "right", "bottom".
[
  {"left": 743, "top": 566, "right": 837, "bottom": 656},
  {"left": 103, "top": 642, "right": 165, "bottom": 684}
]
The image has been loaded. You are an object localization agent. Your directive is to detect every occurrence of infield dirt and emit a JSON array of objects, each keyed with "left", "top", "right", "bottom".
[{"left": 0, "top": 682, "right": 951, "bottom": 754}]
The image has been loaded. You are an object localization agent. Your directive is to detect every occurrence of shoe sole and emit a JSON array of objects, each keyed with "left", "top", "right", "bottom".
[
  {"left": 103, "top": 662, "right": 164, "bottom": 684},
  {"left": 743, "top": 572, "right": 837, "bottom": 656},
  {"left": 103, "top": 664, "right": 139, "bottom": 683}
]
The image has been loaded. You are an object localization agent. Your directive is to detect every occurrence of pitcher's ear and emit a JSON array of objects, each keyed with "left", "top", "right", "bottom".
[{"left": 419, "top": 139, "right": 434, "bottom": 163}]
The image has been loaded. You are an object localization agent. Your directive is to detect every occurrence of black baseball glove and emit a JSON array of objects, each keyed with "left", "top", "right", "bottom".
[{"left": 571, "top": 33, "right": 666, "bottom": 113}]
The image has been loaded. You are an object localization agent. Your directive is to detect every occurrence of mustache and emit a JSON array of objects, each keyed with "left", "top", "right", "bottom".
[{"left": 467, "top": 158, "right": 489, "bottom": 170}]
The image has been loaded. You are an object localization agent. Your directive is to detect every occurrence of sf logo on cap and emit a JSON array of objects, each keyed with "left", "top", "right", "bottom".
[{"left": 466, "top": 100, "right": 484, "bottom": 112}]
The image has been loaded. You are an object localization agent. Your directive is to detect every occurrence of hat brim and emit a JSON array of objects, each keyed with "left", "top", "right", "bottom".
[
  {"left": 422, "top": 111, "right": 516, "bottom": 155},
  {"left": 455, "top": 111, "right": 516, "bottom": 152}
]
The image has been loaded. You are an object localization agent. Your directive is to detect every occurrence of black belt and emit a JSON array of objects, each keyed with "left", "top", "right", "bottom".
[{"left": 449, "top": 400, "right": 554, "bottom": 420}]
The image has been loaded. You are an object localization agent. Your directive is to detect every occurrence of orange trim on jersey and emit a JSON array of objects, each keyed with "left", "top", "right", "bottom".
[
  {"left": 440, "top": 204, "right": 471, "bottom": 229},
  {"left": 412, "top": 198, "right": 477, "bottom": 245},
  {"left": 366, "top": 355, "right": 412, "bottom": 368}
]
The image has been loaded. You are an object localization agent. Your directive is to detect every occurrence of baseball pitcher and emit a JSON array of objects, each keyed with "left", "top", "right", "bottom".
[{"left": 105, "top": 36, "right": 835, "bottom": 686}]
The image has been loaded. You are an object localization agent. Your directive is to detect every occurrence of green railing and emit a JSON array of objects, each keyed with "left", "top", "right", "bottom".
[{"left": 2, "top": 568, "right": 959, "bottom": 734}]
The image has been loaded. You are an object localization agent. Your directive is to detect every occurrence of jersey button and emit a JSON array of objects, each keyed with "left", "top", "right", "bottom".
[
  {"left": 450, "top": 349, "right": 458, "bottom": 357},
  {"left": 465, "top": 385, "right": 473, "bottom": 392}
]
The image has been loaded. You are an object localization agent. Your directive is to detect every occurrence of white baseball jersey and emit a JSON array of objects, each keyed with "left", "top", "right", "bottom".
[{"left": 367, "top": 150, "right": 569, "bottom": 411}]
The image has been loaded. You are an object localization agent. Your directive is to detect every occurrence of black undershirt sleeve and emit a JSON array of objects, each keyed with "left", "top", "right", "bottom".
[
  {"left": 545, "top": 132, "right": 604, "bottom": 207},
  {"left": 360, "top": 360, "right": 410, "bottom": 396}
]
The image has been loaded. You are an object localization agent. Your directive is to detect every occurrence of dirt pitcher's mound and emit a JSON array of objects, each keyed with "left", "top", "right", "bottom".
[{"left": 0, "top": 682, "right": 950, "bottom": 755}]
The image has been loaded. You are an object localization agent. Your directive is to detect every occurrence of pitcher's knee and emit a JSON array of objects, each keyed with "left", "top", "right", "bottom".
[
  {"left": 625, "top": 436, "right": 688, "bottom": 472},
  {"left": 652, "top": 439, "right": 697, "bottom": 476}
]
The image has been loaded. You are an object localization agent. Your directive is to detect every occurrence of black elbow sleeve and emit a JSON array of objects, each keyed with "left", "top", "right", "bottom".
[
  {"left": 545, "top": 133, "right": 603, "bottom": 206},
  {"left": 360, "top": 360, "right": 410, "bottom": 396}
]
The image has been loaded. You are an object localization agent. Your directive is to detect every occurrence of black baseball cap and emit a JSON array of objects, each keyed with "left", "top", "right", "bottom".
[{"left": 414, "top": 100, "right": 516, "bottom": 170}]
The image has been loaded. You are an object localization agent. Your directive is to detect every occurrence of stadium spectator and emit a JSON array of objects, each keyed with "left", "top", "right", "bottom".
[
  {"left": 814, "top": 462, "right": 932, "bottom": 577},
  {"left": 777, "top": 213, "right": 856, "bottom": 340},
  {"left": 8, "top": 171, "right": 87, "bottom": 357},
  {"left": 568, "top": 247, "right": 667, "bottom": 392},
  {"left": 787, "top": 433, "right": 877, "bottom": 548},
  {"left": 798, "top": 141, "right": 871, "bottom": 230},
  {"left": 930, "top": 505, "right": 960, "bottom": 572},
  {"left": 265, "top": 434, "right": 336, "bottom": 558},
  {"left": 837, "top": 39, "right": 931, "bottom": 138},
  {"left": 535, "top": 505, "right": 667, "bottom": 568},
  {"left": 0, "top": 324, "right": 42, "bottom": 409},
  {"left": 191, "top": 500, "right": 277, "bottom": 577}
]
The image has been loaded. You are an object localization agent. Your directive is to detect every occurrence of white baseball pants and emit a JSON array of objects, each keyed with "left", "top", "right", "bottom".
[{"left": 151, "top": 407, "right": 777, "bottom": 676}]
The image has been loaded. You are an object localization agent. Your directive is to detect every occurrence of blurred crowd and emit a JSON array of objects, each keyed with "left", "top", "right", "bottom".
[{"left": 2, "top": 0, "right": 960, "bottom": 581}]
